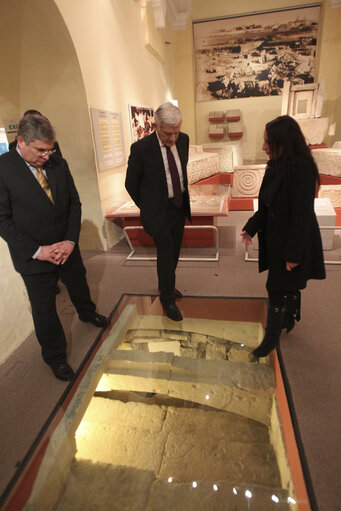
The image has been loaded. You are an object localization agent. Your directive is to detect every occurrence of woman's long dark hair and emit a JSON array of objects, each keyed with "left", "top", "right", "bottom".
[{"left": 266, "top": 115, "right": 320, "bottom": 186}]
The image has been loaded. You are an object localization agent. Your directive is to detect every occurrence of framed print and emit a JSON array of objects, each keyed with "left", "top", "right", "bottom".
[
  {"left": 193, "top": 5, "right": 320, "bottom": 101},
  {"left": 129, "top": 105, "right": 155, "bottom": 142}
]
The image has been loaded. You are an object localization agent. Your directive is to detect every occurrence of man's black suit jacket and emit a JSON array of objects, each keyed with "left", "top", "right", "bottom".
[
  {"left": 0, "top": 148, "right": 81, "bottom": 275},
  {"left": 125, "top": 130, "right": 191, "bottom": 238}
]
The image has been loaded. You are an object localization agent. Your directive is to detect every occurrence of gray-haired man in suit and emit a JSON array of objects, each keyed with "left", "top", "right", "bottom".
[{"left": 125, "top": 102, "right": 192, "bottom": 321}]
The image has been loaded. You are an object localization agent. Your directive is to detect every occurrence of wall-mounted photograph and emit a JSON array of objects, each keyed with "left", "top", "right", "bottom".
[
  {"left": 129, "top": 105, "right": 155, "bottom": 142},
  {"left": 193, "top": 5, "right": 320, "bottom": 101}
]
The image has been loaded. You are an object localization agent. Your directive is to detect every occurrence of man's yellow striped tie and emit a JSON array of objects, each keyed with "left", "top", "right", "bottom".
[{"left": 36, "top": 167, "right": 54, "bottom": 204}]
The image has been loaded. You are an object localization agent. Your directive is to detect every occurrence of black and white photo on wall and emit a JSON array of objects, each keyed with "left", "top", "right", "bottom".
[{"left": 193, "top": 5, "right": 320, "bottom": 101}]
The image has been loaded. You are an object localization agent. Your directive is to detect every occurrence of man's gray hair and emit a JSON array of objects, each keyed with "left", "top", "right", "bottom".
[
  {"left": 17, "top": 114, "right": 55, "bottom": 143},
  {"left": 154, "top": 102, "right": 182, "bottom": 127}
]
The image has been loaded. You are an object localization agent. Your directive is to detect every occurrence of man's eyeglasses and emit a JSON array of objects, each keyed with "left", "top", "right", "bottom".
[{"left": 29, "top": 144, "right": 56, "bottom": 156}]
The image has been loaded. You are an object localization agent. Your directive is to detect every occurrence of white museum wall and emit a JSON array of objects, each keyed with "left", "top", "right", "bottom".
[
  {"left": 0, "top": 239, "right": 34, "bottom": 364},
  {"left": 174, "top": 22, "right": 197, "bottom": 143},
  {"left": 0, "top": 2, "right": 33, "bottom": 363},
  {"left": 0, "top": 1, "right": 22, "bottom": 129}
]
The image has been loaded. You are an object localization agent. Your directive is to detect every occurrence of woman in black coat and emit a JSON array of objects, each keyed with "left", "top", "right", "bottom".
[{"left": 241, "top": 115, "right": 326, "bottom": 357}]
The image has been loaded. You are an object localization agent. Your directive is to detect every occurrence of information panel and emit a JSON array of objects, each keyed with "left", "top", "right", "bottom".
[{"left": 90, "top": 108, "right": 125, "bottom": 171}]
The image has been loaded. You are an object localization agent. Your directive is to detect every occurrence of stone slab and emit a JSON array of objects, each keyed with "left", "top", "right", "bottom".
[
  {"left": 162, "top": 406, "right": 269, "bottom": 443},
  {"left": 124, "top": 318, "right": 263, "bottom": 349},
  {"left": 55, "top": 460, "right": 154, "bottom": 511},
  {"left": 159, "top": 433, "right": 280, "bottom": 487}
]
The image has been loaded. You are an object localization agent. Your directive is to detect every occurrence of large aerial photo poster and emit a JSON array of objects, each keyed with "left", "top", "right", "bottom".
[{"left": 194, "top": 5, "right": 320, "bottom": 101}]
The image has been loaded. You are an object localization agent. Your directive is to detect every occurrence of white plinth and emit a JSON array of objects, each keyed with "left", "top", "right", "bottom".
[
  {"left": 252, "top": 199, "right": 259, "bottom": 250},
  {"left": 314, "top": 197, "right": 336, "bottom": 250},
  {"left": 251, "top": 198, "right": 335, "bottom": 251}
]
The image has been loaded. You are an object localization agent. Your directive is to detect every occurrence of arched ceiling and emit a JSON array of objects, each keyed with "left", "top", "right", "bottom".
[{"left": 149, "top": 0, "right": 192, "bottom": 29}]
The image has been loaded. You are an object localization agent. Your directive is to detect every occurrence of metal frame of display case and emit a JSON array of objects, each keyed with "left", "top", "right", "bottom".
[{"left": 124, "top": 224, "right": 219, "bottom": 262}]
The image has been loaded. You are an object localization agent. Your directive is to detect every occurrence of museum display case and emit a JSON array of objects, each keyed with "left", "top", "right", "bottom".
[
  {"left": 106, "top": 184, "right": 229, "bottom": 256},
  {"left": 1, "top": 295, "right": 310, "bottom": 511}
]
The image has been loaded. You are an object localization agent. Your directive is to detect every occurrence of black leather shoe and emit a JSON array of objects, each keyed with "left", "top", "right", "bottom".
[
  {"left": 49, "top": 361, "right": 75, "bottom": 381},
  {"left": 164, "top": 303, "right": 183, "bottom": 321},
  {"left": 79, "top": 311, "right": 110, "bottom": 328},
  {"left": 174, "top": 288, "right": 183, "bottom": 299}
]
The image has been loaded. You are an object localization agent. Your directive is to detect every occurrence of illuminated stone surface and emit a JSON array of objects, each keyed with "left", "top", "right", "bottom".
[
  {"left": 56, "top": 461, "right": 154, "bottom": 511},
  {"left": 56, "top": 396, "right": 290, "bottom": 510},
  {"left": 33, "top": 312, "right": 294, "bottom": 510},
  {"left": 75, "top": 398, "right": 280, "bottom": 487},
  {"left": 55, "top": 460, "right": 290, "bottom": 511},
  {"left": 105, "top": 346, "right": 274, "bottom": 425}
]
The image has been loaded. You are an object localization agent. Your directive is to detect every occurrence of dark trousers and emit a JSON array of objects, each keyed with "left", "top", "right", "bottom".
[
  {"left": 21, "top": 246, "right": 95, "bottom": 364},
  {"left": 153, "top": 200, "right": 185, "bottom": 306}
]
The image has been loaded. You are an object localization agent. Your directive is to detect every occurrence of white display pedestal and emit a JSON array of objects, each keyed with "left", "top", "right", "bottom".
[
  {"left": 314, "top": 198, "right": 336, "bottom": 250},
  {"left": 251, "top": 198, "right": 335, "bottom": 251}
]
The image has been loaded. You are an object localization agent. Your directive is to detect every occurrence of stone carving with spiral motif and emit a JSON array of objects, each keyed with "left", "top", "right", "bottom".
[{"left": 232, "top": 165, "right": 266, "bottom": 197}]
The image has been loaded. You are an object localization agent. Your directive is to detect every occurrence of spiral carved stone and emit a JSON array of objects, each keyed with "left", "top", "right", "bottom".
[{"left": 232, "top": 166, "right": 266, "bottom": 197}]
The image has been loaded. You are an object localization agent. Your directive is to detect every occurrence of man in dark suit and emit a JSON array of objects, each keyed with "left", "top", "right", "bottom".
[
  {"left": 9, "top": 110, "right": 63, "bottom": 295},
  {"left": 125, "top": 102, "right": 191, "bottom": 321},
  {"left": 0, "top": 115, "right": 109, "bottom": 381}
]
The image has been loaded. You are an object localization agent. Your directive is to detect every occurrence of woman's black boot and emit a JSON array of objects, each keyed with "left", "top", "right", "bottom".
[
  {"left": 282, "top": 291, "right": 301, "bottom": 333},
  {"left": 253, "top": 305, "right": 287, "bottom": 358}
]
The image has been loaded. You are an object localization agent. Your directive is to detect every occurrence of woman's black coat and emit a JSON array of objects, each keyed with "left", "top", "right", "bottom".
[{"left": 243, "top": 156, "right": 326, "bottom": 292}]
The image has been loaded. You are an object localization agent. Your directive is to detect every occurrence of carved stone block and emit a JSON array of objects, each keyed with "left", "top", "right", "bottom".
[
  {"left": 209, "top": 123, "right": 224, "bottom": 136},
  {"left": 232, "top": 164, "right": 266, "bottom": 197},
  {"left": 319, "top": 185, "right": 341, "bottom": 208},
  {"left": 227, "top": 120, "right": 243, "bottom": 137},
  {"left": 312, "top": 146, "right": 341, "bottom": 177},
  {"left": 226, "top": 109, "right": 241, "bottom": 121},
  {"left": 202, "top": 141, "right": 243, "bottom": 171},
  {"left": 209, "top": 111, "right": 224, "bottom": 121},
  {"left": 187, "top": 146, "right": 219, "bottom": 184},
  {"left": 297, "top": 117, "right": 329, "bottom": 145}
]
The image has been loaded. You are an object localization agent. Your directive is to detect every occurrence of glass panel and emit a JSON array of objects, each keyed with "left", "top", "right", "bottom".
[{"left": 4, "top": 296, "right": 305, "bottom": 511}]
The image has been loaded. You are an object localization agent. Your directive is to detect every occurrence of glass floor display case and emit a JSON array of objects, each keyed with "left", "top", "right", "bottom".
[{"left": 1, "top": 296, "right": 310, "bottom": 511}]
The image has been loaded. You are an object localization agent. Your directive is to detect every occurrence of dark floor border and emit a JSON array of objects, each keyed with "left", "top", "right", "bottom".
[{"left": 277, "top": 345, "right": 319, "bottom": 511}]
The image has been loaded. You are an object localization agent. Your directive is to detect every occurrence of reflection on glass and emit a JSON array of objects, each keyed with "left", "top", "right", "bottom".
[{"left": 13, "top": 296, "right": 304, "bottom": 511}]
